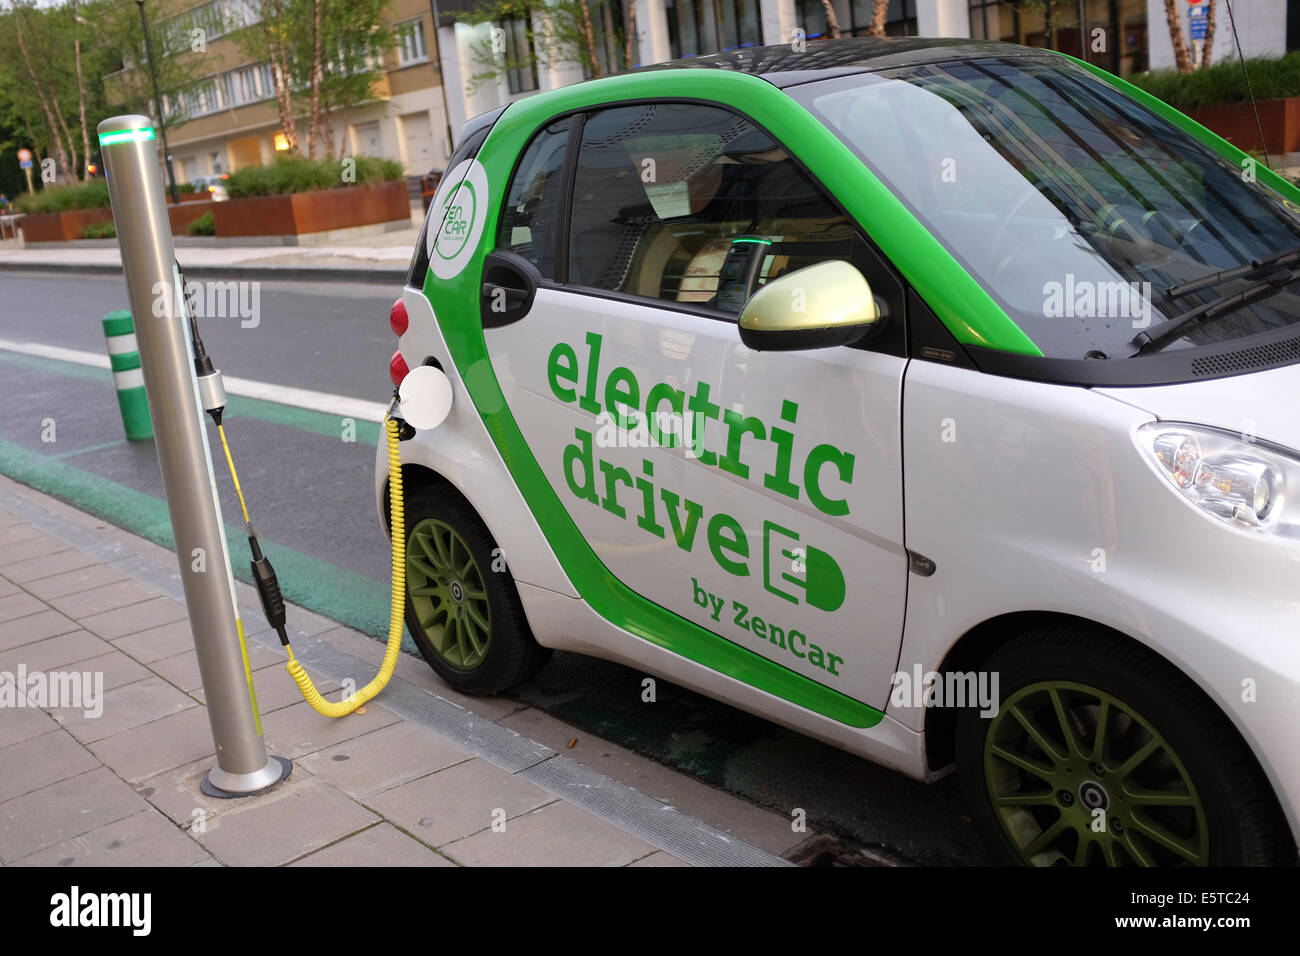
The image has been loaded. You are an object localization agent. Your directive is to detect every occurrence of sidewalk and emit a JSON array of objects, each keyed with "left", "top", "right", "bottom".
[
  {"left": 0, "top": 474, "right": 818, "bottom": 867},
  {"left": 0, "top": 229, "right": 416, "bottom": 283}
]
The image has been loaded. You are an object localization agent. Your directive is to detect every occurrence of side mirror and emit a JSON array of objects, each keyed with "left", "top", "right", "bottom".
[{"left": 738, "top": 260, "right": 882, "bottom": 351}]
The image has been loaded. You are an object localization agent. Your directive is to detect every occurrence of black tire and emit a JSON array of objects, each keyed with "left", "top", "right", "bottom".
[
  {"left": 400, "top": 484, "right": 550, "bottom": 695},
  {"left": 955, "top": 625, "right": 1292, "bottom": 866}
]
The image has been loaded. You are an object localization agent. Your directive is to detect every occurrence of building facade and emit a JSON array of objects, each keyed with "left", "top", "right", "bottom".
[{"left": 122, "top": 0, "right": 1298, "bottom": 184}]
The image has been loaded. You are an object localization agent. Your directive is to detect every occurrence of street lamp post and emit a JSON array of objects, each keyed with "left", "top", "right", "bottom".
[
  {"left": 427, "top": 0, "right": 458, "bottom": 159},
  {"left": 136, "top": 0, "right": 179, "bottom": 204}
]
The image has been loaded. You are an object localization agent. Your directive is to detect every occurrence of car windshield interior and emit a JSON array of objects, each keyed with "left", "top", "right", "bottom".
[{"left": 794, "top": 56, "right": 1300, "bottom": 359}]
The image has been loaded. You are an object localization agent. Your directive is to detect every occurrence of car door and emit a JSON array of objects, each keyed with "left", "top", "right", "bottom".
[{"left": 481, "top": 101, "right": 909, "bottom": 710}]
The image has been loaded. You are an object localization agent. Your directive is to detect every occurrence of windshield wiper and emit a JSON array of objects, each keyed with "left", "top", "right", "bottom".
[
  {"left": 1166, "top": 245, "right": 1300, "bottom": 299},
  {"left": 1132, "top": 266, "right": 1300, "bottom": 355}
]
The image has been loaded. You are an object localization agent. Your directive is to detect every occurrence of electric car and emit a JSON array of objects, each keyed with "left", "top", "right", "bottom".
[{"left": 377, "top": 37, "right": 1300, "bottom": 866}]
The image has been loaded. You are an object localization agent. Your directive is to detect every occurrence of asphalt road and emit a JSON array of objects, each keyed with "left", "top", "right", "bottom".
[{"left": 0, "top": 269, "right": 989, "bottom": 865}]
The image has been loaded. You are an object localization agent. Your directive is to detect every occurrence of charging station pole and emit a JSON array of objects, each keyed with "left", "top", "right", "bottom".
[{"left": 98, "top": 115, "right": 290, "bottom": 796}]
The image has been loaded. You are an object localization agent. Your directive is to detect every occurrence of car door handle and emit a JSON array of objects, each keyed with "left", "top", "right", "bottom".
[{"left": 481, "top": 250, "right": 542, "bottom": 328}]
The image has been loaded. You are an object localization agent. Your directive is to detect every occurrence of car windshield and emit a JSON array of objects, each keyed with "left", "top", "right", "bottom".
[{"left": 790, "top": 56, "right": 1300, "bottom": 359}]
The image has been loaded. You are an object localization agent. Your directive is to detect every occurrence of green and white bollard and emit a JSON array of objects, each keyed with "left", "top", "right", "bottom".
[{"left": 102, "top": 310, "right": 153, "bottom": 441}]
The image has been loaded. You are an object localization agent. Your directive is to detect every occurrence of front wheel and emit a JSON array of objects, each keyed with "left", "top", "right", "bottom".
[
  {"left": 956, "top": 626, "right": 1291, "bottom": 866},
  {"left": 401, "top": 485, "right": 549, "bottom": 695}
]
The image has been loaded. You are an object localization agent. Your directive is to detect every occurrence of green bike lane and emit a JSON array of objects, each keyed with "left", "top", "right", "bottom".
[{"left": 0, "top": 346, "right": 987, "bottom": 865}]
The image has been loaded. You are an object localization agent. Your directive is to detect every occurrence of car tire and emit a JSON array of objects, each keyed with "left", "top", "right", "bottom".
[
  {"left": 401, "top": 484, "right": 550, "bottom": 695},
  {"left": 955, "top": 625, "right": 1292, "bottom": 866}
]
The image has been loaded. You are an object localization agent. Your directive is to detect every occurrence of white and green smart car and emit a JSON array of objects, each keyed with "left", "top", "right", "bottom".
[{"left": 378, "top": 37, "right": 1300, "bottom": 866}]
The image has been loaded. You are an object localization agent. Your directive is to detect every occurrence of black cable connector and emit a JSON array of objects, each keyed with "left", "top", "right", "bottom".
[{"left": 248, "top": 533, "right": 290, "bottom": 646}]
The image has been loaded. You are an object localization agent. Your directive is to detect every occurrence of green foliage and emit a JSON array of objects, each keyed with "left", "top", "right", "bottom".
[
  {"left": 0, "top": 0, "right": 209, "bottom": 188},
  {"left": 14, "top": 179, "right": 110, "bottom": 214},
  {"left": 1128, "top": 53, "right": 1300, "bottom": 111},
  {"left": 231, "top": 0, "right": 394, "bottom": 155},
  {"left": 81, "top": 218, "right": 116, "bottom": 239},
  {"left": 187, "top": 210, "right": 216, "bottom": 236},
  {"left": 224, "top": 155, "right": 404, "bottom": 198},
  {"left": 457, "top": 0, "right": 629, "bottom": 91}
]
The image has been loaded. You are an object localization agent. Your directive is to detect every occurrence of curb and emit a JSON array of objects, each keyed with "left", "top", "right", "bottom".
[{"left": 0, "top": 260, "right": 408, "bottom": 284}]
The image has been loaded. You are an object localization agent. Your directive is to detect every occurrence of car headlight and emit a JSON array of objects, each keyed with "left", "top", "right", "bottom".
[{"left": 1137, "top": 423, "right": 1297, "bottom": 536}]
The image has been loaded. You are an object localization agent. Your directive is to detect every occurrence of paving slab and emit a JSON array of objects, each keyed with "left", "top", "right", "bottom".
[
  {"left": 14, "top": 808, "right": 209, "bottom": 867},
  {"left": 441, "top": 799, "right": 659, "bottom": 867},
  {"left": 289, "top": 822, "right": 455, "bottom": 867},
  {"left": 87, "top": 706, "right": 220, "bottom": 783},
  {"left": 0, "top": 704, "right": 60, "bottom": 749},
  {"left": 261, "top": 700, "right": 401, "bottom": 760},
  {"left": 0, "top": 549, "right": 98, "bottom": 585},
  {"left": 80, "top": 595, "right": 188, "bottom": 640},
  {"left": 0, "top": 591, "right": 46, "bottom": 623},
  {"left": 47, "top": 579, "right": 159, "bottom": 620},
  {"left": 0, "top": 608, "right": 80, "bottom": 652},
  {"left": 297, "top": 721, "right": 471, "bottom": 799},
  {"left": 54, "top": 676, "right": 196, "bottom": 744},
  {"left": 24, "top": 564, "right": 129, "bottom": 601},
  {"left": 0, "top": 630, "right": 113, "bottom": 674},
  {"left": 192, "top": 777, "right": 378, "bottom": 867},
  {"left": 366, "top": 757, "right": 556, "bottom": 848},
  {"left": 0, "top": 730, "right": 100, "bottom": 803},
  {"left": 0, "top": 766, "right": 148, "bottom": 862}
]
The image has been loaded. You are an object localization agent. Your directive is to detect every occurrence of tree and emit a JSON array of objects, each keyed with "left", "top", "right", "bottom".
[
  {"left": 458, "top": 0, "right": 637, "bottom": 90},
  {"left": 1162, "top": 0, "right": 1195, "bottom": 74},
  {"left": 868, "top": 0, "right": 889, "bottom": 37},
  {"left": 820, "top": 0, "right": 841, "bottom": 39},
  {"left": 230, "top": 0, "right": 392, "bottom": 159}
]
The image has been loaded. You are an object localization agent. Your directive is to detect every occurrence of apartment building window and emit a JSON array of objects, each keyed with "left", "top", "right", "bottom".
[
  {"left": 797, "top": 0, "right": 917, "bottom": 41},
  {"left": 500, "top": 18, "right": 538, "bottom": 93},
  {"left": 970, "top": 1, "right": 1147, "bottom": 76},
  {"left": 667, "top": 0, "right": 761, "bottom": 58},
  {"left": 396, "top": 17, "right": 429, "bottom": 66},
  {"left": 232, "top": 64, "right": 274, "bottom": 106}
]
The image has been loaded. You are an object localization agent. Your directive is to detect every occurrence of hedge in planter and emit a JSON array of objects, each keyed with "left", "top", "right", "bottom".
[
  {"left": 15, "top": 180, "right": 111, "bottom": 215},
  {"left": 224, "top": 155, "right": 404, "bottom": 199}
]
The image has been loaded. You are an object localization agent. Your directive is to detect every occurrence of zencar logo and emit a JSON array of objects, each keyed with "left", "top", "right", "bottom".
[
  {"left": 428, "top": 158, "right": 489, "bottom": 281},
  {"left": 436, "top": 181, "right": 475, "bottom": 260}
]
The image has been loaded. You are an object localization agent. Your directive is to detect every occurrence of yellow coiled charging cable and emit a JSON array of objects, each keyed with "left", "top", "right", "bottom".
[{"left": 217, "top": 412, "right": 406, "bottom": 718}]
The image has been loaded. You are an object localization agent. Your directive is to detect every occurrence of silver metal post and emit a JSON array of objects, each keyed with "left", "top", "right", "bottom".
[{"left": 98, "top": 114, "right": 290, "bottom": 797}]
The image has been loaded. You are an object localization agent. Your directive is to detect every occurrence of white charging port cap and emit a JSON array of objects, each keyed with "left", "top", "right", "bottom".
[{"left": 398, "top": 364, "right": 453, "bottom": 431}]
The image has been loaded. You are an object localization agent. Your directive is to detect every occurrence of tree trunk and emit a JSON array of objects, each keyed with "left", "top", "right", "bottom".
[
  {"left": 1163, "top": 0, "right": 1194, "bottom": 74},
  {"left": 820, "top": 0, "right": 842, "bottom": 39},
  {"left": 1201, "top": 0, "right": 1217, "bottom": 70},
  {"left": 624, "top": 0, "right": 638, "bottom": 70},
  {"left": 579, "top": 0, "right": 603, "bottom": 77},
  {"left": 307, "top": 0, "right": 325, "bottom": 159},
  {"left": 75, "top": 34, "right": 90, "bottom": 180},
  {"left": 868, "top": 0, "right": 888, "bottom": 37},
  {"left": 12, "top": 8, "right": 75, "bottom": 183},
  {"left": 263, "top": 4, "right": 299, "bottom": 157}
]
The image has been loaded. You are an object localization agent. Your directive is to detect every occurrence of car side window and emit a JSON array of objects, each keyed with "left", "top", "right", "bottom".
[
  {"left": 497, "top": 118, "right": 571, "bottom": 279},
  {"left": 566, "top": 103, "right": 854, "bottom": 315}
]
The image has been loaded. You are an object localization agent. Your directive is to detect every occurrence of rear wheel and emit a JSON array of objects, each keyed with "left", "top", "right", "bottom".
[
  {"left": 956, "top": 626, "right": 1291, "bottom": 866},
  {"left": 402, "top": 485, "right": 549, "bottom": 695}
]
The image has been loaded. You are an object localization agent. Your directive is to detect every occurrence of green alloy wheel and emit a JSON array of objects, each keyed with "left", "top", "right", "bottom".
[
  {"left": 401, "top": 485, "right": 550, "bottom": 695},
  {"left": 408, "top": 518, "right": 492, "bottom": 670},
  {"left": 956, "top": 627, "right": 1292, "bottom": 867},
  {"left": 981, "top": 681, "right": 1207, "bottom": 866}
]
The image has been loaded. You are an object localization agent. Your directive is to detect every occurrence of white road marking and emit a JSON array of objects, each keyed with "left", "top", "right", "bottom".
[{"left": 0, "top": 338, "right": 388, "bottom": 422}]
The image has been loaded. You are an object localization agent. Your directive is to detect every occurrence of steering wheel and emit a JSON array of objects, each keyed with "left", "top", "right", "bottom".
[{"left": 989, "top": 184, "right": 1043, "bottom": 278}]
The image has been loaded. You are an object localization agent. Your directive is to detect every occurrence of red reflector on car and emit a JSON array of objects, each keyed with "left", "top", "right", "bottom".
[
  {"left": 390, "top": 297, "right": 409, "bottom": 336},
  {"left": 389, "top": 350, "right": 409, "bottom": 386}
]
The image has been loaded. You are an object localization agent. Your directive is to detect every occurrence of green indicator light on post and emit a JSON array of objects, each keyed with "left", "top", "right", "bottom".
[{"left": 98, "top": 127, "right": 156, "bottom": 146}]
